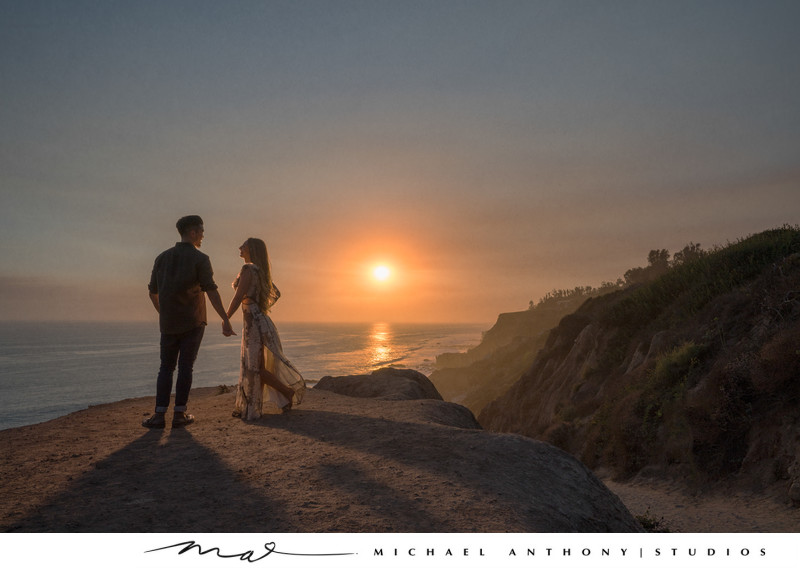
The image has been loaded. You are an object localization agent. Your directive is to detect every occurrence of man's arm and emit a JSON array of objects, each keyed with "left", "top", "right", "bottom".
[
  {"left": 149, "top": 292, "right": 160, "bottom": 313},
  {"left": 206, "top": 289, "right": 236, "bottom": 336}
]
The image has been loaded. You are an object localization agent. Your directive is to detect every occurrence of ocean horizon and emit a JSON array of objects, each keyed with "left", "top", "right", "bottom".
[{"left": 0, "top": 320, "right": 487, "bottom": 431}]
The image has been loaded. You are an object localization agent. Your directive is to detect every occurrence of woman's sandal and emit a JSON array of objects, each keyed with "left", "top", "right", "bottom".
[
  {"left": 282, "top": 389, "right": 297, "bottom": 413},
  {"left": 231, "top": 410, "right": 242, "bottom": 418}
]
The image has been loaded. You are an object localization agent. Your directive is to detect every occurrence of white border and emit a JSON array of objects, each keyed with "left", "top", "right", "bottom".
[{"left": 3, "top": 533, "right": 799, "bottom": 570}]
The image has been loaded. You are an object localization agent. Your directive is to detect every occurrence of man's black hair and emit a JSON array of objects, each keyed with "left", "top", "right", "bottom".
[{"left": 176, "top": 215, "right": 204, "bottom": 236}]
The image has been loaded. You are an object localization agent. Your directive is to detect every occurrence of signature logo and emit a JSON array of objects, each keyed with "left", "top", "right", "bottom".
[{"left": 146, "top": 540, "right": 355, "bottom": 563}]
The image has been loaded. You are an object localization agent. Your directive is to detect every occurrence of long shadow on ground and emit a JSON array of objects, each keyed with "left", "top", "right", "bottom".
[
  {"left": 6, "top": 429, "right": 291, "bottom": 532},
  {"left": 253, "top": 407, "right": 639, "bottom": 532}
]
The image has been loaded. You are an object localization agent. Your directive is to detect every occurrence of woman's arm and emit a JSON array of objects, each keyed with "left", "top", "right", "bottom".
[
  {"left": 207, "top": 289, "right": 236, "bottom": 336},
  {"left": 226, "top": 267, "right": 252, "bottom": 318}
]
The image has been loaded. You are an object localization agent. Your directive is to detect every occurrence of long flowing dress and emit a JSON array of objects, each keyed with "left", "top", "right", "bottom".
[{"left": 233, "top": 264, "right": 305, "bottom": 420}]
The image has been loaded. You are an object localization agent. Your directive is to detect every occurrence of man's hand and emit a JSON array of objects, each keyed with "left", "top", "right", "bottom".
[{"left": 207, "top": 289, "right": 236, "bottom": 336}]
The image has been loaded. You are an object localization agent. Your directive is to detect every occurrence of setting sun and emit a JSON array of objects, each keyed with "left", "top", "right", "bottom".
[{"left": 373, "top": 265, "right": 391, "bottom": 281}]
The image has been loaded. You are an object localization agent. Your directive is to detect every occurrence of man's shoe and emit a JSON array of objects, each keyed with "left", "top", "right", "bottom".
[
  {"left": 142, "top": 414, "right": 166, "bottom": 429},
  {"left": 172, "top": 412, "right": 195, "bottom": 428}
]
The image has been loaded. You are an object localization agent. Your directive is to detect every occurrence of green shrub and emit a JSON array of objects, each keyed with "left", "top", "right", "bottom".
[
  {"left": 596, "top": 226, "right": 800, "bottom": 371},
  {"left": 605, "top": 226, "right": 800, "bottom": 331}
]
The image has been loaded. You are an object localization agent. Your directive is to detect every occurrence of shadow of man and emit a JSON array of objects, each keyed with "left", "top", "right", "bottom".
[{"left": 7, "top": 429, "right": 292, "bottom": 532}]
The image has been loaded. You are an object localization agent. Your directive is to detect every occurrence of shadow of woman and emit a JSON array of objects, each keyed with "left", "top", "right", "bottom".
[{"left": 7, "top": 429, "right": 294, "bottom": 533}]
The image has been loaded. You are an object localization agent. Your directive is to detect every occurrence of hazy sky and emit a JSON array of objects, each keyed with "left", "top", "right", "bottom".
[{"left": 2, "top": 0, "right": 799, "bottom": 324}]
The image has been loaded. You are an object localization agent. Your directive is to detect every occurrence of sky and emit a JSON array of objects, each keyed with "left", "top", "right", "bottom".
[{"left": 1, "top": 0, "right": 799, "bottom": 325}]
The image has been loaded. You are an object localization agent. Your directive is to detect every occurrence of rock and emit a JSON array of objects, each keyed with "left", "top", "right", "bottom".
[
  {"left": 437, "top": 430, "right": 644, "bottom": 532},
  {"left": 315, "top": 367, "right": 443, "bottom": 401},
  {"left": 625, "top": 342, "right": 648, "bottom": 374},
  {"left": 416, "top": 400, "right": 482, "bottom": 429},
  {"left": 643, "top": 330, "right": 672, "bottom": 363},
  {"left": 312, "top": 374, "right": 642, "bottom": 531},
  {"left": 789, "top": 482, "right": 800, "bottom": 506}
]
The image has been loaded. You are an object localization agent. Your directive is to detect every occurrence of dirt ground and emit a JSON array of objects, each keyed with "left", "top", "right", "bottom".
[
  {"left": 603, "top": 477, "right": 800, "bottom": 533},
  {"left": 2, "top": 386, "right": 798, "bottom": 533}
]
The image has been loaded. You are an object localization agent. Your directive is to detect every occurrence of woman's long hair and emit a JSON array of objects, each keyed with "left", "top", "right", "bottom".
[{"left": 245, "top": 237, "right": 280, "bottom": 312}]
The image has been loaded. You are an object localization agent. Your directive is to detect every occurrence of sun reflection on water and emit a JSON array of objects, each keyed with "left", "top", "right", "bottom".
[{"left": 367, "top": 322, "right": 393, "bottom": 368}]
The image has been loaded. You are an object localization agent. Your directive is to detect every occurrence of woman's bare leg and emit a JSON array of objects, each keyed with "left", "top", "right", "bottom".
[{"left": 260, "top": 369, "right": 295, "bottom": 403}]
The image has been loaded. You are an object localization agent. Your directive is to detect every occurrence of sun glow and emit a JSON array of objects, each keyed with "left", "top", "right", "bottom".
[{"left": 372, "top": 265, "right": 391, "bottom": 281}]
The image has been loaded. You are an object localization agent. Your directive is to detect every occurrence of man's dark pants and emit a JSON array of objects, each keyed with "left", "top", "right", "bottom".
[{"left": 155, "top": 325, "right": 205, "bottom": 413}]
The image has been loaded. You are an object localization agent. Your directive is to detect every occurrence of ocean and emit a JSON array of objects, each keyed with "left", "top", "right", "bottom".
[{"left": 0, "top": 321, "right": 486, "bottom": 431}]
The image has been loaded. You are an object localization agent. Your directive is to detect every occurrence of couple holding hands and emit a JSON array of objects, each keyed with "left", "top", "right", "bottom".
[{"left": 142, "top": 215, "right": 304, "bottom": 429}]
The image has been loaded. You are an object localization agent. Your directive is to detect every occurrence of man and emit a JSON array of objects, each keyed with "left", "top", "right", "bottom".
[{"left": 142, "top": 215, "right": 235, "bottom": 429}]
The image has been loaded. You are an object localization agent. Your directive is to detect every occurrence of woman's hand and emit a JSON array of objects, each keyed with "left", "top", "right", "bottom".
[{"left": 222, "top": 319, "right": 236, "bottom": 337}]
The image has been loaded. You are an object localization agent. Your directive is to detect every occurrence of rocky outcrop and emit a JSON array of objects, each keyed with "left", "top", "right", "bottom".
[
  {"left": 311, "top": 368, "right": 641, "bottom": 531},
  {"left": 315, "top": 367, "right": 443, "bottom": 401},
  {"left": 0, "top": 384, "right": 642, "bottom": 533}
]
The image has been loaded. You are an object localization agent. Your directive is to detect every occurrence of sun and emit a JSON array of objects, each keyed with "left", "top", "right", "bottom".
[{"left": 372, "top": 265, "right": 391, "bottom": 281}]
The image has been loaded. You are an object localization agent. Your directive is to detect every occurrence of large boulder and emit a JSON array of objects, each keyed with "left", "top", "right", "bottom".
[
  {"left": 446, "top": 430, "right": 643, "bottom": 532},
  {"left": 315, "top": 367, "right": 443, "bottom": 401}
]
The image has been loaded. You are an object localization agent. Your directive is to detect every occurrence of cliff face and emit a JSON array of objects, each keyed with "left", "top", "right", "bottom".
[
  {"left": 430, "top": 300, "right": 586, "bottom": 414},
  {"left": 477, "top": 228, "right": 800, "bottom": 501}
]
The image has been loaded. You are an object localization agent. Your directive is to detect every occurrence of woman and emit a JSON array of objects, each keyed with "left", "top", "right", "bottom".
[{"left": 226, "top": 238, "right": 305, "bottom": 420}]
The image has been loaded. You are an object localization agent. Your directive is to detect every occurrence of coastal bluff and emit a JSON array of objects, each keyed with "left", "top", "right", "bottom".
[{"left": 1, "top": 368, "right": 641, "bottom": 533}]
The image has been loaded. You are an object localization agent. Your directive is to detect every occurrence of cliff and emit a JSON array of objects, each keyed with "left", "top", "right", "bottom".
[
  {"left": 1, "top": 371, "right": 641, "bottom": 533},
  {"left": 430, "top": 299, "right": 587, "bottom": 414},
  {"left": 477, "top": 227, "right": 800, "bottom": 502}
]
